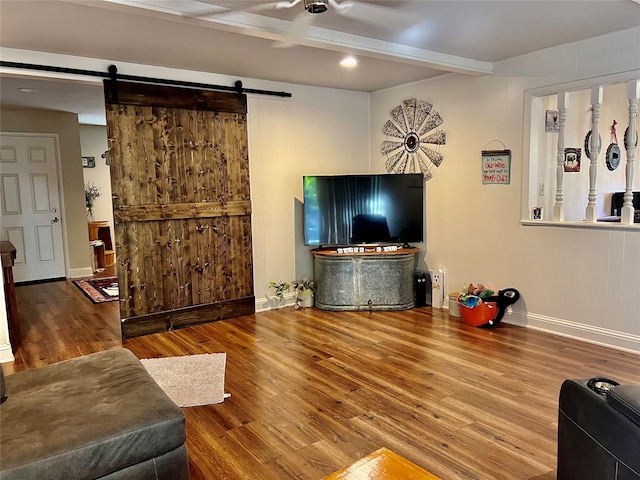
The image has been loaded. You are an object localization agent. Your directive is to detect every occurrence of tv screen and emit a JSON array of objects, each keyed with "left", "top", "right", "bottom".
[{"left": 303, "top": 174, "right": 424, "bottom": 246}]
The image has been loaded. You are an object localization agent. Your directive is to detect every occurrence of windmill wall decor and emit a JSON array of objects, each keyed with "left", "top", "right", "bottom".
[{"left": 380, "top": 98, "right": 446, "bottom": 180}]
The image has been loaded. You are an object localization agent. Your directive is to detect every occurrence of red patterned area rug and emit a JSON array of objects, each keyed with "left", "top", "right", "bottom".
[{"left": 73, "top": 276, "right": 119, "bottom": 303}]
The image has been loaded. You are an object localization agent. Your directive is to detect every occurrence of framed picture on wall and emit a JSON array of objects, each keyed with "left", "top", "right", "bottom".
[
  {"left": 481, "top": 149, "right": 511, "bottom": 184},
  {"left": 545, "top": 110, "right": 559, "bottom": 133},
  {"left": 563, "top": 147, "right": 581, "bottom": 172},
  {"left": 82, "top": 156, "right": 96, "bottom": 168}
]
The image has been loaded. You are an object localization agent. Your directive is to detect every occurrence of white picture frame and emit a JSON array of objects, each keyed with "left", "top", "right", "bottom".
[
  {"left": 531, "top": 207, "right": 543, "bottom": 220},
  {"left": 545, "top": 110, "right": 559, "bottom": 133}
]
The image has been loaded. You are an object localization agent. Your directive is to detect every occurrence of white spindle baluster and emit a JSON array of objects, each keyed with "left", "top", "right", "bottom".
[
  {"left": 586, "top": 86, "right": 603, "bottom": 222},
  {"left": 621, "top": 79, "right": 639, "bottom": 225},
  {"left": 553, "top": 92, "right": 568, "bottom": 221}
]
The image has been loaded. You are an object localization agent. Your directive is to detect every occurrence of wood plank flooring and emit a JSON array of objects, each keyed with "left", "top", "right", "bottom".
[{"left": 5, "top": 276, "right": 640, "bottom": 479}]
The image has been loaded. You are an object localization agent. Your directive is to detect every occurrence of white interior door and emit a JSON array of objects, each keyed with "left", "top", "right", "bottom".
[{"left": 0, "top": 134, "right": 65, "bottom": 282}]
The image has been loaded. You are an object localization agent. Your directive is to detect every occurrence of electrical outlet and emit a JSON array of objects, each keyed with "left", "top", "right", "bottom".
[
  {"left": 430, "top": 268, "right": 445, "bottom": 308},
  {"left": 431, "top": 270, "right": 441, "bottom": 288}
]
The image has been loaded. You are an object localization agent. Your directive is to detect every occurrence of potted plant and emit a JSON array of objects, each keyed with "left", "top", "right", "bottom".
[
  {"left": 268, "top": 281, "right": 290, "bottom": 303},
  {"left": 291, "top": 278, "right": 314, "bottom": 309}
]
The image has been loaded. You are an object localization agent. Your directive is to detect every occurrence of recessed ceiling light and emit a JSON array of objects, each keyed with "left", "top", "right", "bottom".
[
  {"left": 17, "top": 88, "right": 39, "bottom": 93},
  {"left": 340, "top": 56, "right": 359, "bottom": 68}
]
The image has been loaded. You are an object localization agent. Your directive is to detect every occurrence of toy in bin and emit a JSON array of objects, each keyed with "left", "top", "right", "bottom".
[{"left": 457, "top": 283, "right": 520, "bottom": 328}]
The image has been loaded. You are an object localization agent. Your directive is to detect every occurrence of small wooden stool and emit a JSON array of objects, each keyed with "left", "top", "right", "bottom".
[
  {"left": 324, "top": 447, "right": 441, "bottom": 480},
  {"left": 88, "top": 221, "right": 115, "bottom": 267}
]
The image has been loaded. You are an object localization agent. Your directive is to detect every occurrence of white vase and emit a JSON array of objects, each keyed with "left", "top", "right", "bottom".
[{"left": 298, "top": 291, "right": 314, "bottom": 308}]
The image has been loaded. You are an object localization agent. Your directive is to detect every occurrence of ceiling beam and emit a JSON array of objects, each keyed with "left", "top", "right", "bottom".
[
  {"left": 200, "top": 13, "right": 494, "bottom": 76},
  {"left": 70, "top": 0, "right": 494, "bottom": 76}
]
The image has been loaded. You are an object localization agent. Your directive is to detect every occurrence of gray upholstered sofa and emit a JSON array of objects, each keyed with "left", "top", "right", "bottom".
[{"left": 0, "top": 348, "right": 189, "bottom": 480}]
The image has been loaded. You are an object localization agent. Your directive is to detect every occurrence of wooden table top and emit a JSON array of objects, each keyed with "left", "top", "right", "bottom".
[
  {"left": 323, "top": 447, "right": 441, "bottom": 480},
  {"left": 0, "top": 240, "right": 17, "bottom": 267},
  {"left": 313, "top": 247, "right": 420, "bottom": 257}
]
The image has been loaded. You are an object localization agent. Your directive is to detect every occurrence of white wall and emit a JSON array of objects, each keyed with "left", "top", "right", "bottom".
[
  {"left": 249, "top": 86, "right": 370, "bottom": 309},
  {"left": 370, "top": 27, "right": 640, "bottom": 353}
]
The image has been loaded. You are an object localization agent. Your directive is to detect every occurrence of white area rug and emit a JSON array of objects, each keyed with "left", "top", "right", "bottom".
[{"left": 140, "top": 353, "right": 229, "bottom": 407}]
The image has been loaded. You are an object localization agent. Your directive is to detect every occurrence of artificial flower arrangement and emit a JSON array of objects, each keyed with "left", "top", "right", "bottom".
[{"left": 85, "top": 182, "right": 101, "bottom": 218}]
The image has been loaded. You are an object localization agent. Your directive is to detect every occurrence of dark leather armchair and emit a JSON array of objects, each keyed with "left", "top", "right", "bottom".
[
  {"left": 557, "top": 378, "right": 640, "bottom": 479},
  {"left": 1, "top": 349, "right": 189, "bottom": 480}
]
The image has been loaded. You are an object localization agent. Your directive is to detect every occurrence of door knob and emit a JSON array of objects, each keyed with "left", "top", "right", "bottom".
[{"left": 52, "top": 217, "right": 60, "bottom": 223}]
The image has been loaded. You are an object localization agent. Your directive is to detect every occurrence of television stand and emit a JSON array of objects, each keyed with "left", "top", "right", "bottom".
[{"left": 312, "top": 248, "right": 419, "bottom": 311}]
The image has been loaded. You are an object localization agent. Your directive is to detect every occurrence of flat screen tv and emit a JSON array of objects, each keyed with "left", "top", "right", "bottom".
[{"left": 303, "top": 173, "right": 424, "bottom": 246}]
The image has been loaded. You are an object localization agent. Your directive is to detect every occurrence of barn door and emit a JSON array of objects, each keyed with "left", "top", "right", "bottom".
[{"left": 104, "top": 81, "right": 254, "bottom": 338}]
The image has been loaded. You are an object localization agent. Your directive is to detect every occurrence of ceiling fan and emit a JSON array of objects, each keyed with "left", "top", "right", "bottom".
[
  {"left": 189, "top": 0, "right": 414, "bottom": 48},
  {"left": 295, "top": 0, "right": 349, "bottom": 15}
]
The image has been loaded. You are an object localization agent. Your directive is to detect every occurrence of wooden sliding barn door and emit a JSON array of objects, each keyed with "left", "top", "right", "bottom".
[{"left": 104, "top": 81, "right": 254, "bottom": 338}]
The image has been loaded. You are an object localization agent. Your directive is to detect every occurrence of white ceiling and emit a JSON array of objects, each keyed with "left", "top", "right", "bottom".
[{"left": 1, "top": 0, "right": 639, "bottom": 124}]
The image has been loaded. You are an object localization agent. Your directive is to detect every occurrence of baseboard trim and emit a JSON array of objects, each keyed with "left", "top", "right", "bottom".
[
  {"left": 68, "top": 267, "right": 94, "bottom": 279},
  {"left": 0, "top": 343, "right": 15, "bottom": 363},
  {"left": 503, "top": 311, "right": 640, "bottom": 355},
  {"left": 255, "top": 292, "right": 296, "bottom": 313}
]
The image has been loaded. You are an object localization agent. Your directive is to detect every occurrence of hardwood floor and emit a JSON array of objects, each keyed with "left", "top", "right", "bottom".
[{"left": 5, "top": 277, "right": 640, "bottom": 479}]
